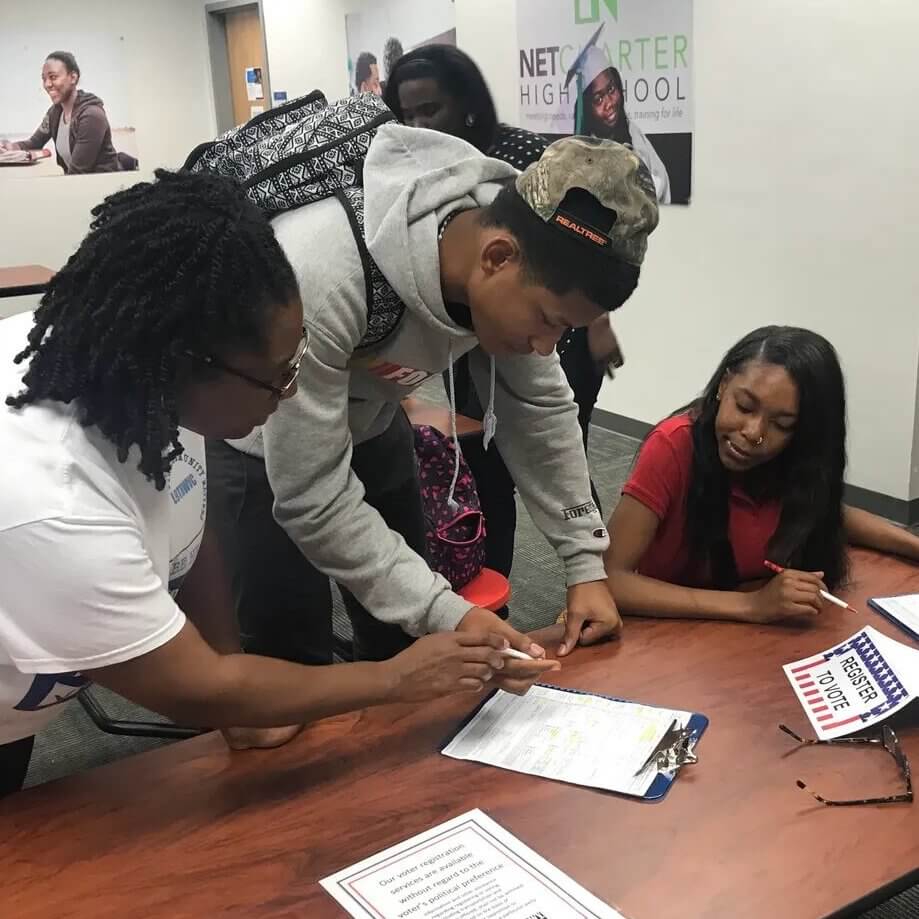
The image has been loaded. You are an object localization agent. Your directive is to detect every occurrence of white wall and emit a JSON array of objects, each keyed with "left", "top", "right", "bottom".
[
  {"left": 262, "top": 0, "right": 351, "bottom": 103},
  {"left": 251, "top": 1, "right": 919, "bottom": 501},
  {"left": 0, "top": 0, "right": 216, "bottom": 273},
  {"left": 455, "top": 0, "right": 518, "bottom": 124},
  {"left": 602, "top": 0, "right": 919, "bottom": 501},
  {"left": 461, "top": 0, "right": 919, "bottom": 502}
]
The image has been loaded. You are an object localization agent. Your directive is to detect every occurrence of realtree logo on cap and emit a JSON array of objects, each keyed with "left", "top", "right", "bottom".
[{"left": 552, "top": 211, "right": 611, "bottom": 249}]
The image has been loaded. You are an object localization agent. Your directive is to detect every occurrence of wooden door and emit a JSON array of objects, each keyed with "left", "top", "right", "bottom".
[{"left": 224, "top": 5, "right": 269, "bottom": 127}]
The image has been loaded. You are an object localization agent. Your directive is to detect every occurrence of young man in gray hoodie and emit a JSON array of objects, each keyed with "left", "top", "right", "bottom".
[{"left": 207, "top": 127, "right": 658, "bottom": 692}]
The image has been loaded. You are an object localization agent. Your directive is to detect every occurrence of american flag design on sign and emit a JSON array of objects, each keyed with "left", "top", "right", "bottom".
[{"left": 783, "top": 627, "right": 916, "bottom": 739}]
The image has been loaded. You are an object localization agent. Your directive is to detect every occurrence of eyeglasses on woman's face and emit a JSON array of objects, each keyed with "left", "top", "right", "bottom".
[{"left": 186, "top": 326, "right": 308, "bottom": 399}]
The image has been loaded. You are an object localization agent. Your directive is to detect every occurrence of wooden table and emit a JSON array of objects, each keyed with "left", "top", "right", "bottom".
[
  {"left": 0, "top": 264, "right": 54, "bottom": 298},
  {"left": 2, "top": 549, "right": 918, "bottom": 919}
]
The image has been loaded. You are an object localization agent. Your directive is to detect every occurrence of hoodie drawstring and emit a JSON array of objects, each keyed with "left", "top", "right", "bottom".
[
  {"left": 445, "top": 348, "right": 499, "bottom": 511},
  {"left": 483, "top": 357, "right": 497, "bottom": 451},
  {"left": 446, "top": 345, "right": 462, "bottom": 512}
]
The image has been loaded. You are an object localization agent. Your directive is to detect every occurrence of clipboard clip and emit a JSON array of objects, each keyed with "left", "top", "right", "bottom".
[{"left": 634, "top": 719, "right": 699, "bottom": 777}]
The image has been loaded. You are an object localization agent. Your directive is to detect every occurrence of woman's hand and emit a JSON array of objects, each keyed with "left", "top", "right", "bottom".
[
  {"left": 384, "top": 629, "right": 513, "bottom": 702},
  {"left": 222, "top": 725, "right": 303, "bottom": 749},
  {"left": 744, "top": 569, "right": 827, "bottom": 623},
  {"left": 457, "top": 607, "right": 561, "bottom": 695},
  {"left": 587, "top": 316, "right": 624, "bottom": 376}
]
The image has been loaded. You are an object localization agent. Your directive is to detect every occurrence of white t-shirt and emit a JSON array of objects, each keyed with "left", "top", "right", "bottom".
[{"left": 0, "top": 312, "right": 206, "bottom": 744}]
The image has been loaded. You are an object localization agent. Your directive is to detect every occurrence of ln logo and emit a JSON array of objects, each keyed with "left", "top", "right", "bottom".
[{"left": 575, "top": 0, "right": 618, "bottom": 24}]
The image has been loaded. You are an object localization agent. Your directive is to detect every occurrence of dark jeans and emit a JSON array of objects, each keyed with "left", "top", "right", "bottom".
[
  {"left": 0, "top": 735, "right": 34, "bottom": 798},
  {"left": 206, "top": 410, "right": 423, "bottom": 665},
  {"left": 450, "top": 328, "right": 604, "bottom": 578}
]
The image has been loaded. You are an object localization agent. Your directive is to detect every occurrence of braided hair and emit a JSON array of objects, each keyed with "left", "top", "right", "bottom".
[{"left": 7, "top": 168, "right": 298, "bottom": 490}]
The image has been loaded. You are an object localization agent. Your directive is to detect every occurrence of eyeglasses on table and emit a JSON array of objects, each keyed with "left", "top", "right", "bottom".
[{"left": 779, "top": 723, "right": 913, "bottom": 807}]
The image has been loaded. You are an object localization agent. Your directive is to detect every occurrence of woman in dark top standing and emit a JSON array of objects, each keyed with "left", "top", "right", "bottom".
[
  {"left": 0, "top": 51, "right": 133, "bottom": 175},
  {"left": 383, "top": 44, "right": 543, "bottom": 169},
  {"left": 384, "top": 45, "right": 620, "bottom": 579}
]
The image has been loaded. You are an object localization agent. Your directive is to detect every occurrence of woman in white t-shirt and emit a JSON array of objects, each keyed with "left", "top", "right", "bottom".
[{"left": 0, "top": 170, "right": 518, "bottom": 796}]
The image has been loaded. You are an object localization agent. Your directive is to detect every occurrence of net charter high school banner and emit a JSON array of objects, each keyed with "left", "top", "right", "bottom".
[{"left": 517, "top": 0, "right": 693, "bottom": 204}]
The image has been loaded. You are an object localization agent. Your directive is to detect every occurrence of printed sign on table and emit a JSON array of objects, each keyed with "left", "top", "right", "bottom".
[
  {"left": 783, "top": 626, "right": 919, "bottom": 739},
  {"left": 321, "top": 808, "right": 626, "bottom": 918}
]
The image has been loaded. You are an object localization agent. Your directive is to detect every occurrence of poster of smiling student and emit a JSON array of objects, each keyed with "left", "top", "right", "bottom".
[
  {"left": 0, "top": 30, "right": 138, "bottom": 178},
  {"left": 516, "top": 0, "right": 692, "bottom": 204}
]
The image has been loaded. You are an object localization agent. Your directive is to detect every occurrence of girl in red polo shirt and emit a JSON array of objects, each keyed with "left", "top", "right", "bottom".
[{"left": 605, "top": 326, "right": 919, "bottom": 623}]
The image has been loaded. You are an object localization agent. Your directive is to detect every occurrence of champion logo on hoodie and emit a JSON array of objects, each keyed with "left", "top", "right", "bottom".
[{"left": 358, "top": 358, "right": 433, "bottom": 387}]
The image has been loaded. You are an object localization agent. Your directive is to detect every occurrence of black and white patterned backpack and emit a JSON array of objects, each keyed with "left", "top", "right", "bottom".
[{"left": 183, "top": 91, "right": 404, "bottom": 349}]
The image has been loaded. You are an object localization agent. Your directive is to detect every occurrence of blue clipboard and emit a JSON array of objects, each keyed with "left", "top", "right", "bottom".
[
  {"left": 868, "top": 597, "right": 919, "bottom": 642},
  {"left": 442, "top": 683, "right": 709, "bottom": 802}
]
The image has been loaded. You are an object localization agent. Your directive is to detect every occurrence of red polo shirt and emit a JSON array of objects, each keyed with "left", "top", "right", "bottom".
[{"left": 622, "top": 415, "right": 782, "bottom": 587}]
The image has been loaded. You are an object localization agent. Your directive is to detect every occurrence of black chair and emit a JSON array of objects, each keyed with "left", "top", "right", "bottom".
[
  {"left": 116, "top": 151, "right": 139, "bottom": 172},
  {"left": 77, "top": 686, "right": 206, "bottom": 740}
]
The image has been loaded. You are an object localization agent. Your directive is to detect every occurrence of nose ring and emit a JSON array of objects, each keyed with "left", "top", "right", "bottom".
[{"left": 755, "top": 435, "right": 764, "bottom": 447}]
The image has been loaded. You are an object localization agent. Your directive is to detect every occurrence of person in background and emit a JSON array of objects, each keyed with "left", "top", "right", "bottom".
[
  {"left": 383, "top": 44, "right": 622, "bottom": 579},
  {"left": 384, "top": 44, "right": 539, "bottom": 170},
  {"left": 355, "top": 52, "right": 382, "bottom": 96},
  {"left": 604, "top": 326, "right": 919, "bottom": 623},
  {"left": 0, "top": 51, "right": 135, "bottom": 175},
  {"left": 573, "top": 47, "right": 670, "bottom": 205},
  {"left": 0, "top": 170, "right": 511, "bottom": 798},
  {"left": 381, "top": 37, "right": 404, "bottom": 93}
]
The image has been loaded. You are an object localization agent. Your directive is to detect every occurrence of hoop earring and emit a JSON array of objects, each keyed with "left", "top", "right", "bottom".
[{"left": 465, "top": 114, "right": 476, "bottom": 127}]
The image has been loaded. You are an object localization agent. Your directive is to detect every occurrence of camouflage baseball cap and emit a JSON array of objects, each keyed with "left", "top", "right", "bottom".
[{"left": 516, "top": 136, "right": 659, "bottom": 266}]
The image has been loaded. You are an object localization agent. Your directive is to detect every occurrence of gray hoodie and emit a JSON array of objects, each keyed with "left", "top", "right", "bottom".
[{"left": 230, "top": 124, "right": 608, "bottom": 635}]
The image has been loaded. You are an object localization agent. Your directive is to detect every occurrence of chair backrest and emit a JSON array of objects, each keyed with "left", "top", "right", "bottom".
[{"left": 458, "top": 568, "right": 512, "bottom": 612}]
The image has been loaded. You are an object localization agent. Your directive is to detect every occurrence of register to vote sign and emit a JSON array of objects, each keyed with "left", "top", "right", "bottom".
[
  {"left": 784, "top": 626, "right": 919, "bottom": 739},
  {"left": 320, "top": 809, "right": 625, "bottom": 918}
]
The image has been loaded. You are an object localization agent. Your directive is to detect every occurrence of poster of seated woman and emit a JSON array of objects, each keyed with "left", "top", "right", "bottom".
[{"left": 0, "top": 45, "right": 139, "bottom": 177}]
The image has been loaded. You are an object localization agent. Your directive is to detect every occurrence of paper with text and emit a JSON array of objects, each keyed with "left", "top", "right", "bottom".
[
  {"left": 870, "top": 594, "right": 919, "bottom": 641},
  {"left": 783, "top": 626, "right": 919, "bottom": 739},
  {"left": 320, "top": 808, "right": 626, "bottom": 919},
  {"left": 442, "top": 686, "right": 692, "bottom": 796}
]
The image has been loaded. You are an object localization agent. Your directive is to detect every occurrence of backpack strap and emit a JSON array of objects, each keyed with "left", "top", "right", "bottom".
[
  {"left": 337, "top": 186, "right": 405, "bottom": 350},
  {"left": 183, "top": 91, "right": 405, "bottom": 351}
]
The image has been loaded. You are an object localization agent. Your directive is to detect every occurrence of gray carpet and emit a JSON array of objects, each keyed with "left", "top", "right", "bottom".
[{"left": 21, "top": 410, "right": 918, "bottom": 916}]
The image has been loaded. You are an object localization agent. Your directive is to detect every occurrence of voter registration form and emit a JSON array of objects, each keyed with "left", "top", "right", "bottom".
[{"left": 442, "top": 685, "right": 694, "bottom": 797}]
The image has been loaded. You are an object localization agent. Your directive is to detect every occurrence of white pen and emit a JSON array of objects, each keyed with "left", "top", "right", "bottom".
[
  {"left": 764, "top": 560, "right": 855, "bottom": 612},
  {"left": 500, "top": 647, "right": 535, "bottom": 661},
  {"left": 819, "top": 591, "right": 855, "bottom": 611}
]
